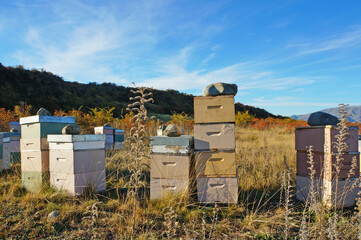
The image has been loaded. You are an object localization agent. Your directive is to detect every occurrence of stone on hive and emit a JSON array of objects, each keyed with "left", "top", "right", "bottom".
[
  {"left": 307, "top": 112, "right": 339, "bottom": 126},
  {"left": 202, "top": 82, "right": 238, "bottom": 96},
  {"left": 37, "top": 108, "right": 52, "bottom": 116},
  {"left": 164, "top": 124, "right": 181, "bottom": 137},
  {"left": 104, "top": 123, "right": 111, "bottom": 127},
  {"left": 10, "top": 128, "right": 18, "bottom": 133},
  {"left": 62, "top": 124, "right": 82, "bottom": 135}
]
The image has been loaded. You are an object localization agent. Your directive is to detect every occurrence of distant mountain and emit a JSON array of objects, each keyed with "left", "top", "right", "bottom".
[
  {"left": 291, "top": 105, "right": 361, "bottom": 123},
  {"left": 0, "top": 63, "right": 283, "bottom": 119}
]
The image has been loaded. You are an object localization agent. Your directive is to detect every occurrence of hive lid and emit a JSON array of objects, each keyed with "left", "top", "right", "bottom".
[
  {"left": 296, "top": 125, "right": 359, "bottom": 130},
  {"left": 150, "top": 135, "right": 194, "bottom": 146},
  {"left": 47, "top": 134, "right": 106, "bottom": 142},
  {"left": 20, "top": 115, "right": 76, "bottom": 125},
  {"left": 10, "top": 121, "right": 20, "bottom": 125},
  {"left": 114, "top": 129, "right": 124, "bottom": 133},
  {"left": 0, "top": 132, "right": 11, "bottom": 138}
]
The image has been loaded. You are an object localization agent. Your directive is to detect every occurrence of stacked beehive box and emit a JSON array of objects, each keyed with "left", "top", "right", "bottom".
[
  {"left": 9, "top": 122, "right": 21, "bottom": 163},
  {"left": 10, "top": 121, "right": 21, "bottom": 132},
  {"left": 94, "top": 125, "right": 114, "bottom": 150},
  {"left": 194, "top": 95, "right": 238, "bottom": 204},
  {"left": 150, "top": 135, "right": 194, "bottom": 199},
  {"left": 295, "top": 126, "right": 360, "bottom": 207},
  {"left": 9, "top": 132, "right": 21, "bottom": 164},
  {"left": 0, "top": 133, "right": 11, "bottom": 171},
  {"left": 48, "top": 134, "right": 106, "bottom": 196},
  {"left": 20, "top": 115, "right": 75, "bottom": 192},
  {"left": 114, "top": 129, "right": 124, "bottom": 150}
]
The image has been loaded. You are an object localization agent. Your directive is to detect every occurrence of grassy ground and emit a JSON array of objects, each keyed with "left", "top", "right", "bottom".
[{"left": 0, "top": 126, "right": 359, "bottom": 239}]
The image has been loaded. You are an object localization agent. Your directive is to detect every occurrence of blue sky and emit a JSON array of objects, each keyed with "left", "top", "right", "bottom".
[{"left": 1, "top": 0, "right": 361, "bottom": 116}]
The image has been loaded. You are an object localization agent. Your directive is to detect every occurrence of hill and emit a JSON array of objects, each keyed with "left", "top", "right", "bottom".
[
  {"left": 290, "top": 105, "right": 361, "bottom": 123},
  {"left": 0, "top": 63, "right": 282, "bottom": 118}
]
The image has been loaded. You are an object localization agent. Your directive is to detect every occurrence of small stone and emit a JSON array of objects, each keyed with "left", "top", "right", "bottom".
[
  {"left": 61, "top": 114, "right": 67, "bottom": 117},
  {"left": 10, "top": 128, "right": 18, "bottom": 133},
  {"left": 48, "top": 211, "right": 60, "bottom": 221},
  {"left": 62, "top": 124, "right": 82, "bottom": 135},
  {"left": 37, "top": 108, "right": 52, "bottom": 116},
  {"left": 307, "top": 112, "right": 340, "bottom": 126},
  {"left": 104, "top": 123, "right": 112, "bottom": 127},
  {"left": 164, "top": 124, "right": 181, "bottom": 137},
  {"left": 202, "top": 82, "right": 238, "bottom": 96}
]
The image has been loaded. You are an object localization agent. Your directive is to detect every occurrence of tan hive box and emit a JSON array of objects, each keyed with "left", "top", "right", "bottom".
[
  {"left": 194, "top": 123, "right": 235, "bottom": 150},
  {"left": 197, "top": 177, "right": 238, "bottom": 203},
  {"left": 1, "top": 134, "right": 11, "bottom": 170},
  {"left": 195, "top": 151, "right": 236, "bottom": 177},
  {"left": 151, "top": 154, "right": 193, "bottom": 180},
  {"left": 194, "top": 96, "right": 235, "bottom": 124},
  {"left": 295, "top": 126, "right": 358, "bottom": 152},
  {"left": 150, "top": 178, "right": 189, "bottom": 199}
]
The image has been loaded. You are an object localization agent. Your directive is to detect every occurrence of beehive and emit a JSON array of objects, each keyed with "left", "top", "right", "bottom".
[
  {"left": 194, "top": 95, "right": 238, "bottom": 204},
  {"left": 295, "top": 126, "right": 360, "bottom": 207},
  {"left": 48, "top": 134, "right": 106, "bottom": 196},
  {"left": 150, "top": 135, "right": 194, "bottom": 199},
  {"left": 94, "top": 126, "right": 114, "bottom": 150},
  {"left": 20, "top": 115, "right": 75, "bottom": 192}
]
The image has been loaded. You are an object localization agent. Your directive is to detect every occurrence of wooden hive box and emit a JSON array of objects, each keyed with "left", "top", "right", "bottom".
[
  {"left": 295, "top": 126, "right": 359, "bottom": 152},
  {"left": 20, "top": 116, "right": 76, "bottom": 139},
  {"left": 195, "top": 151, "right": 237, "bottom": 177},
  {"left": 10, "top": 121, "right": 21, "bottom": 132},
  {"left": 48, "top": 135, "right": 105, "bottom": 174},
  {"left": 151, "top": 153, "right": 193, "bottom": 180},
  {"left": 194, "top": 123, "right": 235, "bottom": 151},
  {"left": 150, "top": 178, "right": 189, "bottom": 199},
  {"left": 194, "top": 96, "right": 235, "bottom": 124},
  {"left": 197, "top": 177, "right": 238, "bottom": 203},
  {"left": 0, "top": 133, "right": 11, "bottom": 170},
  {"left": 22, "top": 171, "right": 50, "bottom": 193},
  {"left": 114, "top": 129, "right": 124, "bottom": 143},
  {"left": 151, "top": 135, "right": 194, "bottom": 155},
  {"left": 50, "top": 170, "right": 106, "bottom": 196}
]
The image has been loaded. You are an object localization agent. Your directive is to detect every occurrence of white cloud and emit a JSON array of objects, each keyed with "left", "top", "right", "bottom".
[
  {"left": 294, "top": 26, "right": 361, "bottom": 55},
  {"left": 250, "top": 97, "right": 338, "bottom": 107}
]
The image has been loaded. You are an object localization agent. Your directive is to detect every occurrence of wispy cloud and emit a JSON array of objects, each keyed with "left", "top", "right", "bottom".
[{"left": 294, "top": 26, "right": 361, "bottom": 55}]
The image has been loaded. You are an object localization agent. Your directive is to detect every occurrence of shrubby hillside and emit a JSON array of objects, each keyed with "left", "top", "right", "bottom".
[{"left": 0, "top": 63, "right": 281, "bottom": 118}]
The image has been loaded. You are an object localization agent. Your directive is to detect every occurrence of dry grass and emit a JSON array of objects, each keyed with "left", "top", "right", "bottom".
[{"left": 0, "top": 126, "right": 360, "bottom": 239}]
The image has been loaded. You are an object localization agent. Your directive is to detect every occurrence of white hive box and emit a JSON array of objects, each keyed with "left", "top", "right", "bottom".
[
  {"left": 197, "top": 177, "right": 238, "bottom": 204},
  {"left": 94, "top": 126, "right": 114, "bottom": 150},
  {"left": 48, "top": 134, "right": 106, "bottom": 196},
  {"left": 10, "top": 122, "right": 21, "bottom": 132},
  {"left": 50, "top": 171, "right": 106, "bottom": 196}
]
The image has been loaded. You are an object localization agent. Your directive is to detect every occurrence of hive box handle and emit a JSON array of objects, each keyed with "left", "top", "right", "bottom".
[
  {"left": 209, "top": 158, "right": 224, "bottom": 162},
  {"left": 162, "top": 162, "right": 177, "bottom": 166},
  {"left": 162, "top": 185, "right": 176, "bottom": 190},
  {"left": 206, "top": 132, "right": 222, "bottom": 136},
  {"left": 210, "top": 183, "right": 225, "bottom": 188},
  {"left": 207, "top": 105, "right": 223, "bottom": 109}
]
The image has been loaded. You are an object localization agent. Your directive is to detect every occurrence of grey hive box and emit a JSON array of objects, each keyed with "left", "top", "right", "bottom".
[
  {"left": 197, "top": 177, "right": 238, "bottom": 203},
  {"left": 194, "top": 123, "right": 235, "bottom": 151},
  {"left": 48, "top": 134, "right": 106, "bottom": 196},
  {"left": 10, "top": 121, "right": 21, "bottom": 132},
  {"left": 22, "top": 171, "right": 50, "bottom": 193},
  {"left": 9, "top": 132, "right": 21, "bottom": 164},
  {"left": 0, "top": 133, "right": 11, "bottom": 170}
]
